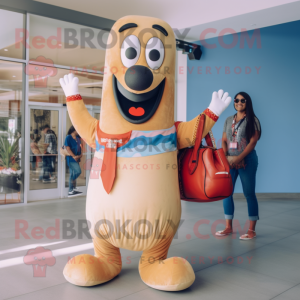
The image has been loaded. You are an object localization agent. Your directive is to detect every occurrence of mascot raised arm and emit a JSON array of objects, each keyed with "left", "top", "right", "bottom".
[{"left": 59, "top": 15, "right": 231, "bottom": 291}]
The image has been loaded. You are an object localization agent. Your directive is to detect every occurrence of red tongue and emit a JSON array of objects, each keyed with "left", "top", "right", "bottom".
[{"left": 129, "top": 107, "right": 145, "bottom": 116}]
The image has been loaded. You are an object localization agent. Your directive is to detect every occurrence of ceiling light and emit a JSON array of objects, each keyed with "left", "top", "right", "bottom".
[
  {"left": 176, "top": 39, "right": 202, "bottom": 60},
  {"left": 182, "top": 45, "right": 191, "bottom": 54},
  {"left": 12, "top": 76, "right": 16, "bottom": 77},
  {"left": 4, "top": 49, "right": 8, "bottom": 51}
]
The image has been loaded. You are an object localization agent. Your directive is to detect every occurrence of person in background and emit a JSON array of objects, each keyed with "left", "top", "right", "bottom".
[
  {"left": 47, "top": 128, "right": 58, "bottom": 180},
  {"left": 216, "top": 91, "right": 261, "bottom": 240},
  {"left": 40, "top": 124, "right": 57, "bottom": 183},
  {"left": 31, "top": 135, "right": 43, "bottom": 181},
  {"left": 30, "top": 134, "right": 36, "bottom": 171},
  {"left": 65, "top": 125, "right": 83, "bottom": 197}
]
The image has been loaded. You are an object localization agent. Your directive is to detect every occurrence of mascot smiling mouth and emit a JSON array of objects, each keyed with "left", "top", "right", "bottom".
[{"left": 113, "top": 75, "right": 165, "bottom": 124}]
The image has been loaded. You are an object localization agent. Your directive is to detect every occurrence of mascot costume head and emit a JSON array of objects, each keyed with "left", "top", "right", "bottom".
[
  {"left": 60, "top": 15, "right": 231, "bottom": 291},
  {"left": 100, "top": 15, "right": 175, "bottom": 133}
]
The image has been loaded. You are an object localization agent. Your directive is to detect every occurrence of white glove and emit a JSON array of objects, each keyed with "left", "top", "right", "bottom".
[
  {"left": 59, "top": 73, "right": 79, "bottom": 97},
  {"left": 208, "top": 89, "right": 232, "bottom": 117}
]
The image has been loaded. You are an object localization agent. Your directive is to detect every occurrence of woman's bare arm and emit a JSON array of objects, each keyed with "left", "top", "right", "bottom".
[
  {"left": 237, "top": 130, "right": 260, "bottom": 161},
  {"left": 222, "top": 132, "right": 228, "bottom": 156}
]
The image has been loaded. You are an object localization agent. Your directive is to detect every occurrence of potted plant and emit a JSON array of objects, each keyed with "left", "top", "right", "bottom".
[{"left": 0, "top": 133, "right": 22, "bottom": 193}]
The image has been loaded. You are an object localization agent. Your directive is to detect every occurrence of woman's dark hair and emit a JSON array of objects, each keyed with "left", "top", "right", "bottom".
[
  {"left": 67, "top": 125, "right": 76, "bottom": 136},
  {"left": 234, "top": 91, "right": 262, "bottom": 141}
]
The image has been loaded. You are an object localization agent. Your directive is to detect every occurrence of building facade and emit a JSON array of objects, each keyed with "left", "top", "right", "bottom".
[{"left": 0, "top": 7, "right": 108, "bottom": 205}]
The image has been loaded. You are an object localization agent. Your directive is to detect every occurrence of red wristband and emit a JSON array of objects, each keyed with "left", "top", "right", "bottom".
[
  {"left": 66, "top": 94, "right": 82, "bottom": 102},
  {"left": 203, "top": 108, "right": 219, "bottom": 122}
]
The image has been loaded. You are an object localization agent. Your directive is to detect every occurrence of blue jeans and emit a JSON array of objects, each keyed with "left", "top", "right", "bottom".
[
  {"left": 223, "top": 150, "right": 259, "bottom": 221},
  {"left": 68, "top": 162, "right": 82, "bottom": 192},
  {"left": 39, "top": 155, "right": 50, "bottom": 180}
]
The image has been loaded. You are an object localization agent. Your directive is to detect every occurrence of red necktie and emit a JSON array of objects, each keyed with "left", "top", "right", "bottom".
[{"left": 97, "top": 128, "right": 131, "bottom": 194}]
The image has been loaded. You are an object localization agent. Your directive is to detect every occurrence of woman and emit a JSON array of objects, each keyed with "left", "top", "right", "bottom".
[
  {"left": 31, "top": 135, "right": 43, "bottom": 181},
  {"left": 216, "top": 92, "right": 261, "bottom": 240},
  {"left": 65, "top": 125, "right": 83, "bottom": 197}
]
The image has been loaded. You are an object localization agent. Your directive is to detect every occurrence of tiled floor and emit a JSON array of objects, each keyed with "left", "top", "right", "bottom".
[{"left": 0, "top": 196, "right": 299, "bottom": 300}]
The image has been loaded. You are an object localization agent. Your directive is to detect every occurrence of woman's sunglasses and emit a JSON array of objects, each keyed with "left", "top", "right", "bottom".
[{"left": 234, "top": 99, "right": 246, "bottom": 104}]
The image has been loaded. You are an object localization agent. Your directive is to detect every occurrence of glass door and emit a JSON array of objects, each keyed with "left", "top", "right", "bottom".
[
  {"left": 27, "top": 106, "right": 100, "bottom": 200},
  {"left": 93, "top": 112, "right": 100, "bottom": 120},
  {"left": 27, "top": 106, "right": 62, "bottom": 201}
]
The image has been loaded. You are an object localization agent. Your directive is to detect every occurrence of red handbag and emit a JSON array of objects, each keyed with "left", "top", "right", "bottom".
[{"left": 176, "top": 114, "right": 233, "bottom": 202}]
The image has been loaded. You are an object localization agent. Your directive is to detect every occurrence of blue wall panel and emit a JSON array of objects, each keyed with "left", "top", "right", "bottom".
[{"left": 187, "top": 21, "right": 300, "bottom": 193}]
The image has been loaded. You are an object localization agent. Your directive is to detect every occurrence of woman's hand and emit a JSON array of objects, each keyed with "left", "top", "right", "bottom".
[
  {"left": 74, "top": 154, "right": 83, "bottom": 160},
  {"left": 229, "top": 156, "right": 245, "bottom": 169},
  {"left": 230, "top": 156, "right": 241, "bottom": 165}
]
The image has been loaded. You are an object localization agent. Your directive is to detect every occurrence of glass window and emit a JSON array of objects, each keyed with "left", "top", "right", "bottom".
[
  {"left": 29, "top": 14, "right": 108, "bottom": 72},
  {"left": 0, "top": 60, "right": 24, "bottom": 204},
  {"left": 28, "top": 67, "right": 102, "bottom": 105},
  {"left": 0, "top": 9, "right": 25, "bottom": 60}
]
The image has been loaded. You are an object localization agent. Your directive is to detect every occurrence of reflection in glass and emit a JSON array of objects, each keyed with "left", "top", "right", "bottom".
[
  {"left": 29, "top": 14, "right": 107, "bottom": 71},
  {"left": 0, "top": 9, "right": 25, "bottom": 60},
  {"left": 29, "top": 109, "right": 58, "bottom": 190},
  {"left": 0, "top": 60, "right": 24, "bottom": 204},
  {"left": 28, "top": 66, "right": 102, "bottom": 106}
]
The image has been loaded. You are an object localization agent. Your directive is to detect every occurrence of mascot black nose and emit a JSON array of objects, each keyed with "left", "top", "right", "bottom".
[{"left": 125, "top": 66, "right": 153, "bottom": 91}]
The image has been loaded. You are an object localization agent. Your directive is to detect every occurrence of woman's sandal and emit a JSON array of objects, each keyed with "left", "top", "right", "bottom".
[
  {"left": 215, "top": 229, "right": 233, "bottom": 236},
  {"left": 239, "top": 229, "right": 256, "bottom": 240}
]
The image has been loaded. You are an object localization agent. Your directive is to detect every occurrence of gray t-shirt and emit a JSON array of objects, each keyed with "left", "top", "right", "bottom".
[{"left": 223, "top": 115, "right": 260, "bottom": 156}]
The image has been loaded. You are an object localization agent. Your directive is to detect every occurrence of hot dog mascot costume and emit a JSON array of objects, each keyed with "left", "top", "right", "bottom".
[{"left": 59, "top": 15, "right": 231, "bottom": 291}]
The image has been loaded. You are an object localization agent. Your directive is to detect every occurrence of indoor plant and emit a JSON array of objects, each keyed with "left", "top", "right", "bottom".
[{"left": 0, "top": 133, "right": 22, "bottom": 193}]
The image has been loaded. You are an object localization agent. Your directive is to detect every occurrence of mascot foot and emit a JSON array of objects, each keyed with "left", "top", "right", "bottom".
[
  {"left": 139, "top": 256, "right": 195, "bottom": 291},
  {"left": 63, "top": 254, "right": 122, "bottom": 286}
]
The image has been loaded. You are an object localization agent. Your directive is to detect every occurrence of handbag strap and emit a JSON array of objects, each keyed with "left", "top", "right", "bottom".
[
  {"left": 205, "top": 131, "right": 217, "bottom": 148},
  {"left": 188, "top": 114, "right": 205, "bottom": 174},
  {"left": 188, "top": 114, "right": 217, "bottom": 174},
  {"left": 175, "top": 117, "right": 217, "bottom": 149}
]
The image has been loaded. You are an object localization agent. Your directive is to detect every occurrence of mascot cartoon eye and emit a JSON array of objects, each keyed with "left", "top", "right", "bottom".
[
  {"left": 121, "top": 35, "right": 141, "bottom": 68},
  {"left": 145, "top": 37, "right": 164, "bottom": 70}
]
